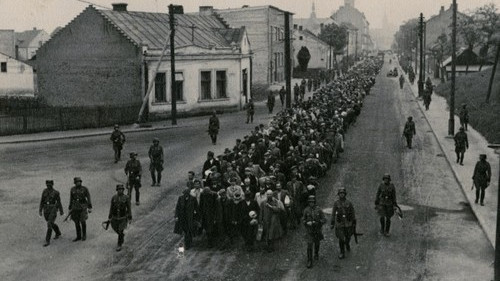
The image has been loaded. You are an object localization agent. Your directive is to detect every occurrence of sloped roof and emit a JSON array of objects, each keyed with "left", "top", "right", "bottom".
[
  {"left": 97, "top": 7, "right": 242, "bottom": 50},
  {"left": 16, "top": 29, "right": 45, "bottom": 47}
]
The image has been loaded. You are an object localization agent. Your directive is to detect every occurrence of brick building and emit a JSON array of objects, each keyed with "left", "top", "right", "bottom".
[
  {"left": 202, "top": 5, "right": 293, "bottom": 92},
  {"left": 36, "top": 4, "right": 251, "bottom": 117}
]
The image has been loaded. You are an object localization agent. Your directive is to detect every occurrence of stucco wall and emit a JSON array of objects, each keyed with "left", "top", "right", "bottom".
[
  {"left": 36, "top": 8, "right": 142, "bottom": 107},
  {"left": 148, "top": 56, "right": 250, "bottom": 115},
  {"left": 0, "top": 54, "right": 35, "bottom": 96},
  {"left": 293, "top": 30, "right": 329, "bottom": 69}
]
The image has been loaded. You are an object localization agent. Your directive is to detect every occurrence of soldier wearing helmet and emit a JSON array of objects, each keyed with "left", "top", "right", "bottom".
[
  {"left": 148, "top": 138, "right": 164, "bottom": 186},
  {"left": 302, "top": 195, "right": 326, "bottom": 268},
  {"left": 108, "top": 184, "right": 131, "bottom": 251},
  {"left": 375, "top": 174, "right": 397, "bottom": 237},
  {"left": 331, "top": 187, "right": 356, "bottom": 259}
]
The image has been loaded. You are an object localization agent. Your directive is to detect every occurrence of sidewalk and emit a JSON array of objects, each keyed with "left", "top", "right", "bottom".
[{"left": 401, "top": 65, "right": 499, "bottom": 248}]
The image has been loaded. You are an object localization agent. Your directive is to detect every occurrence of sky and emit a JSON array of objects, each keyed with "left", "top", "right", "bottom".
[{"left": 0, "top": 0, "right": 498, "bottom": 34}]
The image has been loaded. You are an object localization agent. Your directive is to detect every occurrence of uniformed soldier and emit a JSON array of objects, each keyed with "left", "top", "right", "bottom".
[
  {"left": 375, "top": 174, "right": 397, "bottom": 237},
  {"left": 108, "top": 184, "right": 132, "bottom": 251},
  {"left": 454, "top": 127, "right": 469, "bottom": 165},
  {"left": 148, "top": 138, "right": 164, "bottom": 186},
  {"left": 208, "top": 110, "right": 220, "bottom": 145},
  {"left": 39, "top": 180, "right": 63, "bottom": 246},
  {"left": 330, "top": 187, "right": 356, "bottom": 259},
  {"left": 302, "top": 195, "right": 326, "bottom": 268},
  {"left": 125, "top": 152, "right": 142, "bottom": 205},
  {"left": 472, "top": 154, "right": 492, "bottom": 206},
  {"left": 69, "top": 177, "right": 92, "bottom": 241},
  {"left": 399, "top": 74, "right": 404, "bottom": 89},
  {"left": 403, "top": 116, "right": 416, "bottom": 149},
  {"left": 246, "top": 99, "right": 255, "bottom": 124},
  {"left": 110, "top": 124, "right": 126, "bottom": 163}
]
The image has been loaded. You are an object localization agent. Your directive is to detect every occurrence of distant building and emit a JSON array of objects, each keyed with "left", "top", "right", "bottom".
[
  {"left": 15, "top": 28, "right": 50, "bottom": 61},
  {"left": 442, "top": 48, "right": 492, "bottom": 78},
  {"left": 293, "top": 25, "right": 331, "bottom": 69},
  {"left": 426, "top": 5, "right": 467, "bottom": 50},
  {"left": 0, "top": 30, "right": 16, "bottom": 58},
  {"left": 36, "top": 4, "right": 251, "bottom": 117},
  {"left": 293, "top": 2, "right": 333, "bottom": 36},
  {"left": 331, "top": 0, "right": 373, "bottom": 55},
  {"left": 0, "top": 51, "right": 35, "bottom": 96},
  {"left": 206, "top": 5, "right": 293, "bottom": 92},
  {"left": 371, "top": 13, "right": 396, "bottom": 50}
]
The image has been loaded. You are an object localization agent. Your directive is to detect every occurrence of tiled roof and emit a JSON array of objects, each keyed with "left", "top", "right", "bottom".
[
  {"left": 15, "top": 29, "right": 44, "bottom": 48},
  {"left": 98, "top": 8, "right": 241, "bottom": 50}
]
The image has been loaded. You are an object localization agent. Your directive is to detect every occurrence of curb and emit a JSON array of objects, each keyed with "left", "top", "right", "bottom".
[
  {"left": 0, "top": 124, "right": 187, "bottom": 145},
  {"left": 398, "top": 64, "right": 495, "bottom": 248}
]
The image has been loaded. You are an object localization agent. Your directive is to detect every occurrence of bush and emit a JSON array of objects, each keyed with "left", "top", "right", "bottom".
[{"left": 434, "top": 67, "right": 500, "bottom": 143}]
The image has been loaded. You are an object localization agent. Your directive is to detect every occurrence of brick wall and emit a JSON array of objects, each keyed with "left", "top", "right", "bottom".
[{"left": 36, "top": 8, "right": 142, "bottom": 107}]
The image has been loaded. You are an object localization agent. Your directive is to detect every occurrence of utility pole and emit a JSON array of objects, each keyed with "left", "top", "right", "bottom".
[
  {"left": 449, "top": 0, "right": 457, "bottom": 136},
  {"left": 284, "top": 12, "right": 292, "bottom": 108},
  {"left": 415, "top": 27, "right": 418, "bottom": 75},
  {"left": 169, "top": 4, "right": 178, "bottom": 125},
  {"left": 486, "top": 43, "right": 499, "bottom": 103},
  {"left": 423, "top": 21, "right": 427, "bottom": 82},
  {"left": 355, "top": 30, "right": 358, "bottom": 62},
  {"left": 488, "top": 144, "right": 500, "bottom": 281},
  {"left": 418, "top": 13, "right": 424, "bottom": 97}
]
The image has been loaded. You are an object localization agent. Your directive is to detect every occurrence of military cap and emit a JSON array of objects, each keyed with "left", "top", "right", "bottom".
[
  {"left": 153, "top": 138, "right": 159, "bottom": 142},
  {"left": 382, "top": 173, "right": 391, "bottom": 180},
  {"left": 46, "top": 180, "right": 54, "bottom": 185},
  {"left": 307, "top": 195, "right": 316, "bottom": 202},
  {"left": 480, "top": 154, "right": 487, "bottom": 159},
  {"left": 114, "top": 124, "right": 119, "bottom": 128},
  {"left": 338, "top": 187, "right": 347, "bottom": 195},
  {"left": 459, "top": 127, "right": 465, "bottom": 131},
  {"left": 116, "top": 184, "right": 125, "bottom": 190},
  {"left": 130, "top": 152, "right": 137, "bottom": 157},
  {"left": 74, "top": 177, "right": 82, "bottom": 183}
]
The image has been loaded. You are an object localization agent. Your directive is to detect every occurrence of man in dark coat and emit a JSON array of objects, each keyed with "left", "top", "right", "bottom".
[
  {"left": 148, "top": 138, "right": 164, "bottom": 186},
  {"left": 125, "top": 152, "right": 142, "bottom": 205},
  {"left": 208, "top": 110, "right": 220, "bottom": 145},
  {"left": 202, "top": 151, "right": 220, "bottom": 180},
  {"left": 454, "top": 127, "right": 469, "bottom": 165},
  {"left": 260, "top": 190, "right": 285, "bottom": 252},
  {"left": 174, "top": 188, "right": 198, "bottom": 249},
  {"left": 472, "top": 154, "right": 492, "bottom": 206},
  {"left": 303, "top": 195, "right": 326, "bottom": 268},
  {"left": 267, "top": 91, "right": 276, "bottom": 114},
  {"left": 199, "top": 184, "right": 220, "bottom": 247},
  {"left": 246, "top": 99, "right": 255, "bottom": 124},
  {"left": 331, "top": 188, "right": 356, "bottom": 259},
  {"left": 399, "top": 74, "right": 404, "bottom": 89},
  {"left": 403, "top": 116, "right": 416, "bottom": 149},
  {"left": 39, "top": 180, "right": 63, "bottom": 246},
  {"left": 375, "top": 174, "right": 397, "bottom": 237},
  {"left": 69, "top": 177, "right": 92, "bottom": 242},
  {"left": 279, "top": 86, "right": 285, "bottom": 106},
  {"left": 459, "top": 104, "right": 469, "bottom": 131},
  {"left": 110, "top": 124, "right": 126, "bottom": 163},
  {"left": 108, "top": 184, "right": 132, "bottom": 251},
  {"left": 240, "top": 190, "right": 260, "bottom": 250}
]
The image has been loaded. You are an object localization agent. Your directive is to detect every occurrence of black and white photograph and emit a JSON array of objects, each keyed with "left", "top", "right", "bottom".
[{"left": 0, "top": 0, "right": 499, "bottom": 280}]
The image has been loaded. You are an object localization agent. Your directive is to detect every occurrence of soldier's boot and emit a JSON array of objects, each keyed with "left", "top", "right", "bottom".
[
  {"left": 475, "top": 188, "right": 480, "bottom": 204},
  {"left": 53, "top": 223, "right": 61, "bottom": 239},
  {"left": 44, "top": 227, "right": 52, "bottom": 247},
  {"left": 379, "top": 217, "right": 385, "bottom": 235},
  {"left": 314, "top": 242, "right": 320, "bottom": 260},
  {"left": 480, "top": 189, "right": 485, "bottom": 206},
  {"left": 157, "top": 173, "right": 162, "bottom": 186},
  {"left": 346, "top": 237, "right": 351, "bottom": 252},
  {"left": 136, "top": 190, "right": 140, "bottom": 205},
  {"left": 384, "top": 219, "right": 391, "bottom": 237},
  {"left": 338, "top": 240, "right": 346, "bottom": 259},
  {"left": 73, "top": 222, "right": 82, "bottom": 242},
  {"left": 150, "top": 171, "right": 156, "bottom": 186},
  {"left": 81, "top": 222, "right": 87, "bottom": 241},
  {"left": 306, "top": 247, "right": 313, "bottom": 268}
]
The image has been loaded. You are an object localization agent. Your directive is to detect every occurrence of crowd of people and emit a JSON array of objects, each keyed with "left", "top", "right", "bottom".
[{"left": 173, "top": 58, "right": 384, "bottom": 267}]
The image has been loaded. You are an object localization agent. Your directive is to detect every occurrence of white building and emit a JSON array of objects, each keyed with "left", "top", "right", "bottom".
[{"left": 0, "top": 51, "right": 35, "bottom": 96}]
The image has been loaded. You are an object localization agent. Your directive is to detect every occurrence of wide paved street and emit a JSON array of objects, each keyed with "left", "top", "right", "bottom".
[{"left": 0, "top": 58, "right": 493, "bottom": 281}]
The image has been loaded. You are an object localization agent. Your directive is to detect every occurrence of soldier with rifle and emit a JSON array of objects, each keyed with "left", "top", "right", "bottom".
[
  {"left": 125, "top": 152, "right": 142, "bottom": 205},
  {"left": 302, "top": 195, "right": 326, "bottom": 268},
  {"left": 330, "top": 187, "right": 356, "bottom": 259},
  {"left": 39, "top": 180, "right": 63, "bottom": 247},
  {"left": 107, "top": 184, "right": 132, "bottom": 251},
  {"left": 69, "top": 177, "right": 92, "bottom": 242},
  {"left": 375, "top": 174, "right": 397, "bottom": 237},
  {"left": 110, "top": 124, "right": 126, "bottom": 163}
]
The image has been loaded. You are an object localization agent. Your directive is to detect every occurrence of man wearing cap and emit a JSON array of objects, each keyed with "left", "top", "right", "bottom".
[
  {"left": 240, "top": 190, "right": 260, "bottom": 251},
  {"left": 302, "top": 195, "right": 326, "bottom": 268},
  {"left": 110, "top": 124, "right": 126, "bottom": 163},
  {"left": 174, "top": 187, "right": 198, "bottom": 250},
  {"left": 403, "top": 116, "right": 416, "bottom": 149},
  {"left": 39, "top": 180, "right": 63, "bottom": 246},
  {"left": 472, "top": 154, "right": 492, "bottom": 206},
  {"left": 108, "top": 184, "right": 132, "bottom": 251},
  {"left": 375, "top": 174, "right": 397, "bottom": 237},
  {"left": 69, "top": 177, "right": 92, "bottom": 241},
  {"left": 148, "top": 138, "right": 164, "bottom": 186},
  {"left": 331, "top": 188, "right": 356, "bottom": 259},
  {"left": 208, "top": 110, "right": 220, "bottom": 145},
  {"left": 125, "top": 152, "right": 142, "bottom": 205},
  {"left": 459, "top": 104, "right": 469, "bottom": 131},
  {"left": 454, "top": 127, "right": 469, "bottom": 165},
  {"left": 202, "top": 151, "right": 220, "bottom": 180}
]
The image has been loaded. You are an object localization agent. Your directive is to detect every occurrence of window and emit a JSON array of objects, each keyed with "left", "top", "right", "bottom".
[
  {"left": 201, "top": 71, "right": 212, "bottom": 100},
  {"left": 216, "top": 71, "right": 227, "bottom": 98},
  {"left": 174, "top": 72, "right": 184, "bottom": 101},
  {"left": 299, "top": 36, "right": 303, "bottom": 40},
  {"left": 154, "top": 72, "right": 166, "bottom": 102},
  {"left": 0, "top": 62, "right": 6, "bottom": 72}
]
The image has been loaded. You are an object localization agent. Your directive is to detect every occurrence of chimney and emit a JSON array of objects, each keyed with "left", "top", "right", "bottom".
[
  {"left": 439, "top": 6, "right": 445, "bottom": 15},
  {"left": 299, "top": 25, "right": 303, "bottom": 31},
  {"left": 199, "top": 6, "right": 214, "bottom": 15},
  {"left": 112, "top": 3, "right": 128, "bottom": 12}
]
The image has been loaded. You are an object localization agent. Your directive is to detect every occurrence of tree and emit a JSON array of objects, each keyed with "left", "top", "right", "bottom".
[
  {"left": 457, "top": 15, "right": 482, "bottom": 74},
  {"left": 297, "top": 46, "right": 311, "bottom": 72},
  {"left": 472, "top": 3, "right": 499, "bottom": 62},
  {"left": 318, "top": 23, "right": 348, "bottom": 52},
  {"left": 432, "top": 32, "right": 451, "bottom": 82},
  {"left": 393, "top": 18, "right": 418, "bottom": 56}
]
